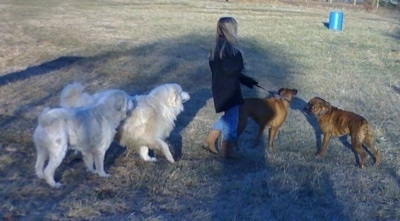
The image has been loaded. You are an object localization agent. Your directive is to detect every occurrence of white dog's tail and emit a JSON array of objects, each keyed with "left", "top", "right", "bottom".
[
  {"left": 59, "top": 82, "right": 93, "bottom": 108},
  {"left": 37, "top": 107, "right": 52, "bottom": 126},
  {"left": 37, "top": 108, "right": 67, "bottom": 127}
]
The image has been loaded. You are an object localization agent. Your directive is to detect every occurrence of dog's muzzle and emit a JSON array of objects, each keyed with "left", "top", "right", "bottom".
[{"left": 181, "top": 92, "right": 190, "bottom": 103}]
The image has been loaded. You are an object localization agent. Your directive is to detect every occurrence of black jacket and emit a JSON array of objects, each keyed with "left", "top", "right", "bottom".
[{"left": 209, "top": 51, "right": 257, "bottom": 113}]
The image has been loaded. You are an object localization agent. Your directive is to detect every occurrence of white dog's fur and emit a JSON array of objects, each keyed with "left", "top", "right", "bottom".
[
  {"left": 117, "top": 83, "right": 190, "bottom": 163},
  {"left": 34, "top": 89, "right": 133, "bottom": 188},
  {"left": 59, "top": 83, "right": 190, "bottom": 163},
  {"left": 59, "top": 82, "right": 95, "bottom": 108}
]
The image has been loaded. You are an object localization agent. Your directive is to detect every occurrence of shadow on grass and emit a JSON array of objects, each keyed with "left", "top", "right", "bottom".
[
  {"left": 292, "top": 97, "right": 379, "bottom": 168},
  {"left": 292, "top": 97, "right": 366, "bottom": 166},
  {"left": 0, "top": 114, "right": 18, "bottom": 129},
  {"left": 0, "top": 33, "right": 349, "bottom": 220},
  {"left": 388, "top": 167, "right": 400, "bottom": 188},
  {"left": 385, "top": 26, "right": 400, "bottom": 40},
  {"left": 391, "top": 84, "right": 400, "bottom": 94},
  {"left": 291, "top": 96, "right": 322, "bottom": 152},
  {"left": 170, "top": 88, "right": 210, "bottom": 160},
  {"left": 0, "top": 56, "right": 82, "bottom": 87}
]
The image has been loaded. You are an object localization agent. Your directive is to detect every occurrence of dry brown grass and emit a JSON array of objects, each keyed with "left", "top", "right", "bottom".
[{"left": 0, "top": 0, "right": 399, "bottom": 220}]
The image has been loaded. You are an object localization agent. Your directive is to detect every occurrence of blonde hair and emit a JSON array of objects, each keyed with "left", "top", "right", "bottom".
[{"left": 210, "top": 17, "right": 240, "bottom": 60}]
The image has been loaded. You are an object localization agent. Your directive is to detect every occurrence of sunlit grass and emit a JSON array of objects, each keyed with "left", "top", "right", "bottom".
[{"left": 0, "top": 0, "right": 399, "bottom": 220}]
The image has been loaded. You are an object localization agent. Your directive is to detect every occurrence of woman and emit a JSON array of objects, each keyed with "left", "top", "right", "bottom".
[{"left": 203, "top": 17, "right": 259, "bottom": 158}]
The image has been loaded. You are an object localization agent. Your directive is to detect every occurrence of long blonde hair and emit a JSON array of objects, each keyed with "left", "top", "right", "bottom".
[{"left": 210, "top": 17, "right": 240, "bottom": 60}]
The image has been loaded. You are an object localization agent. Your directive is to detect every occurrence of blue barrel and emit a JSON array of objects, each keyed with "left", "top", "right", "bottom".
[{"left": 329, "top": 11, "right": 343, "bottom": 31}]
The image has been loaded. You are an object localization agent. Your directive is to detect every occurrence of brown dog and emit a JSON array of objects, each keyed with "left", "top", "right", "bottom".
[
  {"left": 237, "top": 88, "right": 298, "bottom": 152},
  {"left": 304, "top": 97, "right": 381, "bottom": 168}
]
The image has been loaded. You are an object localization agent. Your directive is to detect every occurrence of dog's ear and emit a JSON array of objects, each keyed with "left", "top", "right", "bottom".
[
  {"left": 174, "top": 92, "right": 181, "bottom": 105},
  {"left": 293, "top": 89, "right": 298, "bottom": 95},
  {"left": 277, "top": 88, "right": 284, "bottom": 95},
  {"left": 167, "top": 91, "right": 181, "bottom": 106},
  {"left": 114, "top": 99, "right": 123, "bottom": 112},
  {"left": 324, "top": 101, "right": 331, "bottom": 108},
  {"left": 113, "top": 94, "right": 127, "bottom": 112}
]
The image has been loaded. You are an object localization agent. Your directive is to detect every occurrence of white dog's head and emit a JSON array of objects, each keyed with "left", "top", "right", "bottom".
[
  {"left": 96, "top": 89, "right": 134, "bottom": 120},
  {"left": 149, "top": 83, "right": 190, "bottom": 109}
]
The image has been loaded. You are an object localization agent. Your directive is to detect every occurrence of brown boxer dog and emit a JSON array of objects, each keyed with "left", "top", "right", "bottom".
[
  {"left": 237, "top": 88, "right": 298, "bottom": 152},
  {"left": 304, "top": 97, "right": 381, "bottom": 168}
]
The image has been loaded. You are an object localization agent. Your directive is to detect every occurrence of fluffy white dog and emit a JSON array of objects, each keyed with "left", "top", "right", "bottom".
[
  {"left": 34, "top": 89, "right": 133, "bottom": 188},
  {"left": 59, "top": 83, "right": 190, "bottom": 163},
  {"left": 116, "top": 83, "right": 190, "bottom": 163}
]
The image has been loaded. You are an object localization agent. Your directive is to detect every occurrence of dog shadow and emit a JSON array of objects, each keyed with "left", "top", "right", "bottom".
[
  {"left": 391, "top": 84, "right": 400, "bottom": 95},
  {"left": 0, "top": 56, "right": 82, "bottom": 87},
  {"left": 291, "top": 97, "right": 378, "bottom": 166},
  {"left": 291, "top": 97, "right": 368, "bottom": 164},
  {"left": 339, "top": 136, "right": 381, "bottom": 167},
  {"left": 290, "top": 96, "right": 322, "bottom": 152},
  {"left": 63, "top": 141, "right": 126, "bottom": 174},
  {"left": 388, "top": 167, "right": 400, "bottom": 188},
  {"left": 338, "top": 136, "right": 360, "bottom": 165},
  {"left": 104, "top": 141, "right": 127, "bottom": 167},
  {"left": 170, "top": 88, "right": 210, "bottom": 160}
]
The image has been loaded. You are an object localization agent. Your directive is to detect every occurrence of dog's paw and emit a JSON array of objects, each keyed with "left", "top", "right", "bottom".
[
  {"left": 148, "top": 157, "right": 158, "bottom": 162},
  {"left": 374, "top": 156, "right": 382, "bottom": 165},
  {"left": 36, "top": 173, "right": 45, "bottom": 179},
  {"left": 355, "top": 163, "right": 364, "bottom": 169},
  {"left": 143, "top": 155, "right": 158, "bottom": 162},
  {"left": 266, "top": 152, "right": 275, "bottom": 161},
  {"left": 86, "top": 168, "right": 96, "bottom": 174},
  {"left": 98, "top": 172, "right": 110, "bottom": 177},
  {"left": 315, "top": 151, "right": 323, "bottom": 157},
  {"left": 51, "top": 182, "right": 63, "bottom": 188}
]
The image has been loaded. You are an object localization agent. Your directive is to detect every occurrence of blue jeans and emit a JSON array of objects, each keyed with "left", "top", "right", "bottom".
[{"left": 212, "top": 105, "right": 238, "bottom": 142}]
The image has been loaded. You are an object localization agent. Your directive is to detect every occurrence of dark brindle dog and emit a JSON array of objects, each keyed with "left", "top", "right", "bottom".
[
  {"left": 237, "top": 88, "right": 298, "bottom": 152},
  {"left": 304, "top": 97, "right": 381, "bottom": 168}
]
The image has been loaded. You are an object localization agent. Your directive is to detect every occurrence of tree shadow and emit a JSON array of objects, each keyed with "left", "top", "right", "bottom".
[{"left": 0, "top": 56, "right": 82, "bottom": 87}]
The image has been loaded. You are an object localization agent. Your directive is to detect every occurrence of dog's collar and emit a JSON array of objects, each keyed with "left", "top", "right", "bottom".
[{"left": 274, "top": 94, "right": 291, "bottom": 103}]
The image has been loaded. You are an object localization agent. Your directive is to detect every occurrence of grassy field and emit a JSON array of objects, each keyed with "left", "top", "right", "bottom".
[{"left": 0, "top": 0, "right": 399, "bottom": 220}]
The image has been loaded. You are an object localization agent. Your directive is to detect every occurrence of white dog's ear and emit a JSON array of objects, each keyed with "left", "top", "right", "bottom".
[
  {"left": 167, "top": 91, "right": 181, "bottom": 106},
  {"left": 113, "top": 94, "right": 127, "bottom": 112}
]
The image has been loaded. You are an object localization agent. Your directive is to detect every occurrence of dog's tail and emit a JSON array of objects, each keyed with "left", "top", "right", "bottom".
[
  {"left": 37, "top": 108, "right": 66, "bottom": 127},
  {"left": 59, "top": 82, "right": 93, "bottom": 108},
  {"left": 362, "top": 120, "right": 375, "bottom": 143},
  {"left": 362, "top": 120, "right": 381, "bottom": 164}
]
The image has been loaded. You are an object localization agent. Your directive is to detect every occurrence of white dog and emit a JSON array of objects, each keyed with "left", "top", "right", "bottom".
[
  {"left": 59, "top": 83, "right": 190, "bottom": 163},
  {"left": 34, "top": 89, "right": 133, "bottom": 188},
  {"left": 116, "top": 83, "right": 190, "bottom": 163}
]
